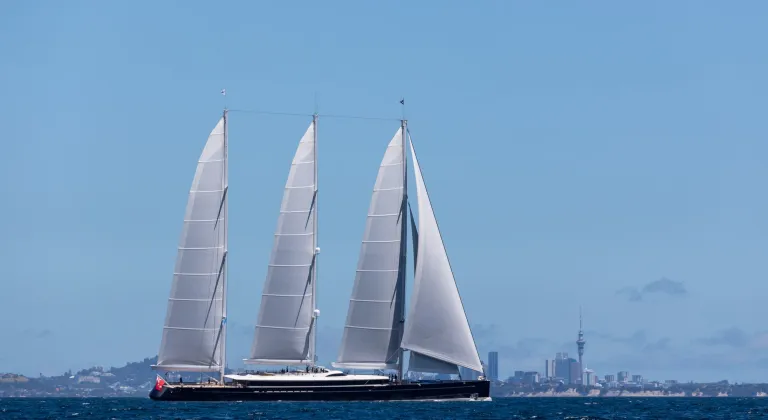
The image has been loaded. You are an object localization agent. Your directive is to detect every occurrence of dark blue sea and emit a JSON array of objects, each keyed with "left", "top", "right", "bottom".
[{"left": 2, "top": 398, "right": 768, "bottom": 419}]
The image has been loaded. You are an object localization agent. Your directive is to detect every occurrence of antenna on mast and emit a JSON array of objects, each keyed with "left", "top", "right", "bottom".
[{"left": 221, "top": 88, "right": 227, "bottom": 111}]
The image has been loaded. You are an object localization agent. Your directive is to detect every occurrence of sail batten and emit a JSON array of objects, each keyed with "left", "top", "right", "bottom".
[
  {"left": 334, "top": 128, "right": 406, "bottom": 370},
  {"left": 155, "top": 117, "right": 227, "bottom": 373},
  {"left": 400, "top": 137, "right": 483, "bottom": 373},
  {"left": 247, "top": 121, "right": 317, "bottom": 365}
]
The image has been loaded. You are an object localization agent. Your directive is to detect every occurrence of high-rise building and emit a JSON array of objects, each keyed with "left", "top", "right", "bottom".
[
  {"left": 632, "top": 375, "right": 643, "bottom": 383},
  {"left": 488, "top": 352, "right": 499, "bottom": 381},
  {"left": 522, "top": 371, "right": 540, "bottom": 385},
  {"left": 604, "top": 374, "right": 616, "bottom": 382},
  {"left": 568, "top": 359, "right": 581, "bottom": 385},
  {"left": 549, "top": 352, "right": 582, "bottom": 384},
  {"left": 618, "top": 371, "right": 629, "bottom": 382},
  {"left": 545, "top": 359, "right": 556, "bottom": 378},
  {"left": 554, "top": 353, "right": 570, "bottom": 382},
  {"left": 584, "top": 368, "right": 596, "bottom": 386}
]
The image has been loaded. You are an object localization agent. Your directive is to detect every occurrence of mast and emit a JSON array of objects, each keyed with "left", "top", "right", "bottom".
[
  {"left": 397, "top": 119, "right": 407, "bottom": 381},
  {"left": 312, "top": 113, "right": 319, "bottom": 366},
  {"left": 220, "top": 108, "right": 228, "bottom": 382}
]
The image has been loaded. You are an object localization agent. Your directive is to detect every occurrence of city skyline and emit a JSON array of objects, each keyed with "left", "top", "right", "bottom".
[{"left": 478, "top": 309, "right": 767, "bottom": 384}]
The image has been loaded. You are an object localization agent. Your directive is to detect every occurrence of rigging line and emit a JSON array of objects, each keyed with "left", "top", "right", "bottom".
[
  {"left": 228, "top": 109, "right": 313, "bottom": 117},
  {"left": 319, "top": 113, "right": 400, "bottom": 122},
  {"left": 228, "top": 108, "right": 400, "bottom": 121}
]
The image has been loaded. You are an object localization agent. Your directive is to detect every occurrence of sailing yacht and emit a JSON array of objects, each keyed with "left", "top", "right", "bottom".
[{"left": 149, "top": 111, "right": 490, "bottom": 401}]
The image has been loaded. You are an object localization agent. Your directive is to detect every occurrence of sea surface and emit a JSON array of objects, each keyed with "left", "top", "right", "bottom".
[{"left": 1, "top": 397, "right": 767, "bottom": 419}]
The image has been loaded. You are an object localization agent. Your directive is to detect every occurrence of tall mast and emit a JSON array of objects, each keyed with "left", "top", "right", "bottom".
[
  {"left": 397, "top": 119, "right": 408, "bottom": 381},
  {"left": 220, "top": 108, "right": 229, "bottom": 383},
  {"left": 311, "top": 113, "right": 319, "bottom": 366}
]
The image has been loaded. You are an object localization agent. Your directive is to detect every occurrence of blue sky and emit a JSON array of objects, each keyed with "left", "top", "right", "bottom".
[{"left": 2, "top": 0, "right": 767, "bottom": 382}]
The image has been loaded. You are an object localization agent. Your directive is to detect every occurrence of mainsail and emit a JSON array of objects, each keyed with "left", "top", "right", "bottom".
[
  {"left": 155, "top": 115, "right": 228, "bottom": 373},
  {"left": 247, "top": 118, "right": 318, "bottom": 365},
  {"left": 400, "top": 136, "right": 483, "bottom": 373},
  {"left": 334, "top": 127, "right": 407, "bottom": 370}
]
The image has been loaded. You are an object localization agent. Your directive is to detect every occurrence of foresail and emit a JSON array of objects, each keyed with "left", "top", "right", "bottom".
[
  {"left": 156, "top": 117, "right": 227, "bottom": 372},
  {"left": 409, "top": 352, "right": 459, "bottom": 374},
  {"left": 334, "top": 128, "right": 405, "bottom": 370},
  {"left": 400, "top": 137, "right": 483, "bottom": 373},
  {"left": 247, "top": 122, "right": 316, "bottom": 365}
]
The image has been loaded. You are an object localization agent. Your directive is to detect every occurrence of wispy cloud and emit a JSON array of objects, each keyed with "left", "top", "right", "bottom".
[
  {"left": 471, "top": 324, "right": 501, "bottom": 344},
  {"left": 471, "top": 323, "right": 558, "bottom": 370},
  {"left": 642, "top": 278, "right": 687, "bottom": 295},
  {"left": 695, "top": 327, "right": 768, "bottom": 350},
  {"left": 644, "top": 337, "right": 671, "bottom": 353},
  {"left": 589, "top": 329, "right": 670, "bottom": 353},
  {"left": 617, "top": 278, "right": 687, "bottom": 302},
  {"left": 598, "top": 329, "right": 768, "bottom": 380},
  {"left": 471, "top": 324, "right": 552, "bottom": 357},
  {"left": 616, "top": 287, "right": 643, "bottom": 302}
]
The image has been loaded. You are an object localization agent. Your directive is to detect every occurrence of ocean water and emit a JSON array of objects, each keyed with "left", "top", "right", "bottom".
[{"left": 1, "top": 398, "right": 768, "bottom": 419}]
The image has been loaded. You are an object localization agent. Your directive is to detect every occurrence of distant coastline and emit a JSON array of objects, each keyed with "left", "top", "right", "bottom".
[
  {"left": 494, "top": 385, "right": 768, "bottom": 398},
  {"left": 2, "top": 356, "right": 768, "bottom": 398}
]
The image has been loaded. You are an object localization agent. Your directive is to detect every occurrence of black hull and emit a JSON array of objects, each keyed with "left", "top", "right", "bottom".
[{"left": 149, "top": 380, "right": 490, "bottom": 402}]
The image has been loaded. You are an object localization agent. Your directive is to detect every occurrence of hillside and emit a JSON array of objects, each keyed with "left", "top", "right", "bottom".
[{"left": 1, "top": 356, "right": 161, "bottom": 397}]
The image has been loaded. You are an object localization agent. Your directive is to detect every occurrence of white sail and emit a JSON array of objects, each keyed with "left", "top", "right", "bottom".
[
  {"left": 334, "top": 128, "right": 406, "bottom": 370},
  {"left": 247, "top": 121, "right": 317, "bottom": 365},
  {"left": 155, "top": 117, "right": 227, "bottom": 372},
  {"left": 400, "top": 137, "right": 483, "bottom": 373},
  {"left": 408, "top": 351, "right": 459, "bottom": 374}
]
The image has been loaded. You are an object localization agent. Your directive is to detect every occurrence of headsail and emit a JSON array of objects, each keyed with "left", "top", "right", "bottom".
[
  {"left": 408, "top": 351, "right": 459, "bottom": 374},
  {"left": 400, "top": 136, "right": 483, "bottom": 373},
  {"left": 334, "top": 127, "right": 406, "bottom": 370},
  {"left": 247, "top": 120, "right": 317, "bottom": 365},
  {"left": 155, "top": 116, "right": 228, "bottom": 372}
]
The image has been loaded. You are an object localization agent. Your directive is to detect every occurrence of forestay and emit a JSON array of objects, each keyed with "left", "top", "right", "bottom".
[{"left": 156, "top": 117, "right": 227, "bottom": 372}]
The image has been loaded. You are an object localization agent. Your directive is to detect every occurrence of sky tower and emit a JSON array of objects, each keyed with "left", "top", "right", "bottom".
[{"left": 576, "top": 306, "right": 586, "bottom": 384}]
